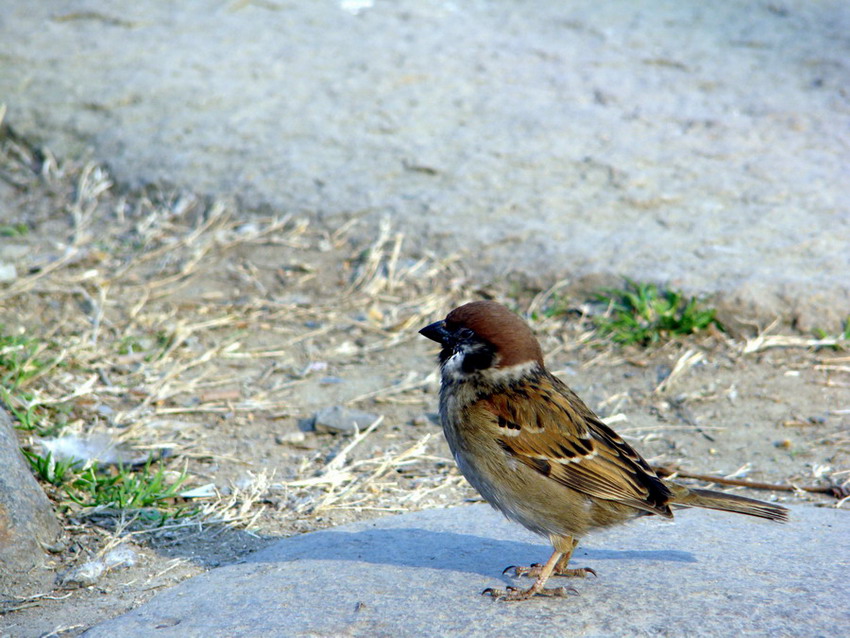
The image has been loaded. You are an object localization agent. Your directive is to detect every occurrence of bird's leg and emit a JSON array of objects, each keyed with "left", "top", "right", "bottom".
[
  {"left": 483, "top": 549, "right": 576, "bottom": 601},
  {"left": 504, "top": 536, "right": 596, "bottom": 579}
]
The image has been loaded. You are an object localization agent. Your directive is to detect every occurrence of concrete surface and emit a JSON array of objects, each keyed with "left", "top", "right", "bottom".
[
  {"left": 84, "top": 503, "right": 848, "bottom": 637},
  {"left": 0, "top": 1, "right": 848, "bottom": 326}
]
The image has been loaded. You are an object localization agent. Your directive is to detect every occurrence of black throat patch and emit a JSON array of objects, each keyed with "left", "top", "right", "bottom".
[{"left": 438, "top": 328, "right": 498, "bottom": 374}]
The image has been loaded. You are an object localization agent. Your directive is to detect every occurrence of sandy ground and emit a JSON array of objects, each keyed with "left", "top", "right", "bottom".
[{"left": 0, "top": 133, "right": 847, "bottom": 637}]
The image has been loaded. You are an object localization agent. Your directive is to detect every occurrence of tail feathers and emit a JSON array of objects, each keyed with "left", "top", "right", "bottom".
[{"left": 669, "top": 485, "right": 789, "bottom": 522}]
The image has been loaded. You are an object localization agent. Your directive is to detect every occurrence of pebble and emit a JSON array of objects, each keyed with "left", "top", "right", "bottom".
[
  {"left": 275, "top": 431, "right": 306, "bottom": 445},
  {"left": 313, "top": 406, "right": 379, "bottom": 434}
]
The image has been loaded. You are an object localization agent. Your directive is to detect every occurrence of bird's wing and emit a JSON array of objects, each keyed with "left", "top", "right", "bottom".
[{"left": 476, "top": 374, "right": 673, "bottom": 516}]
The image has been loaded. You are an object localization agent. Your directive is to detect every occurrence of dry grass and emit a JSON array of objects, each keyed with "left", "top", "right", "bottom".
[{"left": 0, "top": 124, "right": 480, "bottom": 543}]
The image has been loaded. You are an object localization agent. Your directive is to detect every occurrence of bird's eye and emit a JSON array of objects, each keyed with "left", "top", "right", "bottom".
[{"left": 455, "top": 327, "right": 476, "bottom": 342}]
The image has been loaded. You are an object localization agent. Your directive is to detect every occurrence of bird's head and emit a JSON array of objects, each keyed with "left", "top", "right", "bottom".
[{"left": 419, "top": 301, "right": 544, "bottom": 381}]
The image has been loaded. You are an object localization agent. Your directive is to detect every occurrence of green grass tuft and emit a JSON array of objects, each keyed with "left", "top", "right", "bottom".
[
  {"left": 813, "top": 315, "right": 850, "bottom": 350},
  {"left": 0, "top": 223, "right": 29, "bottom": 237},
  {"left": 68, "top": 457, "right": 188, "bottom": 511},
  {"left": 593, "top": 278, "right": 722, "bottom": 346},
  {"left": 23, "top": 450, "right": 192, "bottom": 519},
  {"left": 22, "top": 449, "right": 81, "bottom": 486},
  {"left": 0, "top": 331, "right": 58, "bottom": 389},
  {"left": 0, "top": 330, "right": 68, "bottom": 436}
]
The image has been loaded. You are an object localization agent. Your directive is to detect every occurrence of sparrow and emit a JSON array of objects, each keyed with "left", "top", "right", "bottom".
[{"left": 420, "top": 300, "right": 788, "bottom": 601}]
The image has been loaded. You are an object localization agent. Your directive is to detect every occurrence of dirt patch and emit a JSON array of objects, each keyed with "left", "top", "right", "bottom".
[{"left": 0, "top": 130, "right": 847, "bottom": 637}]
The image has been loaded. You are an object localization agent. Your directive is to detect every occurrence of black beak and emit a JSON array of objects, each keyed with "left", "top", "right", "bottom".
[{"left": 419, "top": 320, "right": 450, "bottom": 344}]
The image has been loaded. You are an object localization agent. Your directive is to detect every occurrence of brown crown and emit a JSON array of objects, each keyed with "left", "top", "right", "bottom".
[{"left": 445, "top": 301, "right": 544, "bottom": 368}]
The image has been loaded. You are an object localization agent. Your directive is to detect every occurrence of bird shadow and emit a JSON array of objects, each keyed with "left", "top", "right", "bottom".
[{"left": 245, "top": 526, "right": 696, "bottom": 582}]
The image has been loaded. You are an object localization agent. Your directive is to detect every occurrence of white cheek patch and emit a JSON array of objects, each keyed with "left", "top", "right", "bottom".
[
  {"left": 442, "top": 350, "right": 466, "bottom": 381},
  {"left": 480, "top": 360, "right": 539, "bottom": 384}
]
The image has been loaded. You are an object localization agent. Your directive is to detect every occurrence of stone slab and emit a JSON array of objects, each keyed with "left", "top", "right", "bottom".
[
  {"left": 84, "top": 504, "right": 849, "bottom": 637},
  {"left": 1, "top": 1, "right": 849, "bottom": 326},
  {"left": 0, "top": 407, "right": 61, "bottom": 598}
]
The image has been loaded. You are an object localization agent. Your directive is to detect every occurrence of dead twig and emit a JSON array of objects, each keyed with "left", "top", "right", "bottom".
[{"left": 743, "top": 334, "right": 846, "bottom": 354}]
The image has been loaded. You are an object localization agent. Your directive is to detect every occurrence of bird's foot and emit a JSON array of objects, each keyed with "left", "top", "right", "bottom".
[
  {"left": 503, "top": 563, "right": 597, "bottom": 579},
  {"left": 482, "top": 584, "right": 577, "bottom": 602}
]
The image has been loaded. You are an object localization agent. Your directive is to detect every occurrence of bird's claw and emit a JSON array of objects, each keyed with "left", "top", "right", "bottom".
[{"left": 503, "top": 562, "right": 543, "bottom": 577}]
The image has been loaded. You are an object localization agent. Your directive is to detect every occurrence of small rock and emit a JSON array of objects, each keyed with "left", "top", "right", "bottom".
[
  {"left": 413, "top": 413, "right": 440, "bottom": 427},
  {"left": 275, "top": 431, "right": 306, "bottom": 445},
  {"left": 96, "top": 404, "right": 115, "bottom": 417},
  {"left": 313, "top": 406, "right": 379, "bottom": 434},
  {"left": 43, "top": 539, "right": 69, "bottom": 554}
]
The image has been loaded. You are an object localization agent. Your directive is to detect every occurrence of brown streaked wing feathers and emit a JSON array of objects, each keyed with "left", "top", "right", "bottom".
[{"left": 477, "top": 374, "right": 673, "bottom": 517}]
